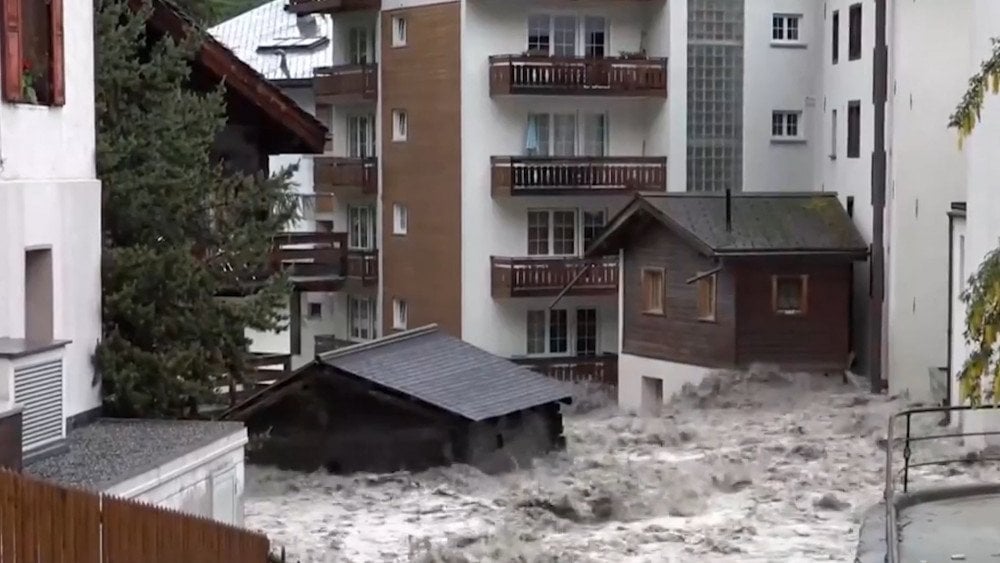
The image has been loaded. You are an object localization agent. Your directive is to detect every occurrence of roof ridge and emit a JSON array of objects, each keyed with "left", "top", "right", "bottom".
[{"left": 316, "top": 324, "right": 439, "bottom": 362}]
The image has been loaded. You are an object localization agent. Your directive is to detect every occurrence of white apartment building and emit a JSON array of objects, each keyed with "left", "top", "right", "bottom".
[{"left": 221, "top": 0, "right": 972, "bottom": 401}]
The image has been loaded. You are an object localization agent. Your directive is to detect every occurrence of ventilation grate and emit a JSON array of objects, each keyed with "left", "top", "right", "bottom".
[{"left": 14, "top": 359, "right": 64, "bottom": 452}]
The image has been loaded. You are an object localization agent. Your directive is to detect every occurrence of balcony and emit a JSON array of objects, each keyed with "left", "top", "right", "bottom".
[
  {"left": 314, "top": 156, "right": 378, "bottom": 195},
  {"left": 298, "top": 193, "right": 335, "bottom": 222},
  {"left": 514, "top": 353, "right": 619, "bottom": 389},
  {"left": 491, "top": 256, "right": 619, "bottom": 298},
  {"left": 491, "top": 156, "right": 667, "bottom": 196},
  {"left": 489, "top": 55, "right": 668, "bottom": 98},
  {"left": 347, "top": 249, "right": 379, "bottom": 286},
  {"left": 270, "top": 232, "right": 348, "bottom": 292},
  {"left": 286, "top": 0, "right": 380, "bottom": 15},
  {"left": 314, "top": 64, "right": 378, "bottom": 105}
]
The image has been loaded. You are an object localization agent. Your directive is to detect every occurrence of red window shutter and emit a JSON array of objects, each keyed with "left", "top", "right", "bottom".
[
  {"left": 1, "top": 0, "right": 21, "bottom": 102},
  {"left": 49, "top": 0, "right": 64, "bottom": 106}
]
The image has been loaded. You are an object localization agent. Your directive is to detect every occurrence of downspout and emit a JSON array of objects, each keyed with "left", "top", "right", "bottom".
[
  {"left": 945, "top": 210, "right": 955, "bottom": 425},
  {"left": 869, "top": 0, "right": 888, "bottom": 394}
]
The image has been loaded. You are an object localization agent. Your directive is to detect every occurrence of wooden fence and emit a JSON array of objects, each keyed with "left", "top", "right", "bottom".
[{"left": 0, "top": 470, "right": 270, "bottom": 562}]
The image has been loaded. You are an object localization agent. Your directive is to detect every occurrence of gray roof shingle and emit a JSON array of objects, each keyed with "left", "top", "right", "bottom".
[
  {"left": 319, "top": 327, "right": 573, "bottom": 421},
  {"left": 210, "top": 0, "right": 332, "bottom": 82}
]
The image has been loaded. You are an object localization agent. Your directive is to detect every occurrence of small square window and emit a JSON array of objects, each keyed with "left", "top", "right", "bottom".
[
  {"left": 393, "top": 298, "right": 408, "bottom": 330},
  {"left": 772, "top": 275, "right": 809, "bottom": 316},
  {"left": 307, "top": 302, "right": 323, "bottom": 320},
  {"left": 392, "top": 16, "right": 407, "bottom": 47},
  {"left": 641, "top": 268, "right": 665, "bottom": 315},
  {"left": 392, "top": 109, "right": 408, "bottom": 142},
  {"left": 696, "top": 274, "right": 717, "bottom": 321},
  {"left": 772, "top": 14, "right": 803, "bottom": 45},
  {"left": 393, "top": 203, "right": 408, "bottom": 235},
  {"left": 771, "top": 110, "right": 804, "bottom": 141}
]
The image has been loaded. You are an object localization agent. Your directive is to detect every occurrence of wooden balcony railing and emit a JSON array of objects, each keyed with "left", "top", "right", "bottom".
[
  {"left": 270, "top": 231, "right": 348, "bottom": 292},
  {"left": 314, "top": 156, "right": 378, "bottom": 195},
  {"left": 347, "top": 249, "right": 379, "bottom": 285},
  {"left": 314, "top": 64, "right": 378, "bottom": 104},
  {"left": 489, "top": 55, "right": 668, "bottom": 97},
  {"left": 491, "top": 256, "right": 619, "bottom": 298},
  {"left": 491, "top": 156, "right": 667, "bottom": 196},
  {"left": 514, "top": 353, "right": 619, "bottom": 389},
  {"left": 286, "top": 0, "right": 381, "bottom": 15}
]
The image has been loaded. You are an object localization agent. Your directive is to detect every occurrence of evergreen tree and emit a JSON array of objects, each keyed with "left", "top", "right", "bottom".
[{"left": 94, "top": 0, "right": 298, "bottom": 417}]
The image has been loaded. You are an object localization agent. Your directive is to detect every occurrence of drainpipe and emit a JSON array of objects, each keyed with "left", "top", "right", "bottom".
[
  {"left": 946, "top": 209, "right": 955, "bottom": 425},
  {"left": 868, "top": 0, "right": 888, "bottom": 394}
]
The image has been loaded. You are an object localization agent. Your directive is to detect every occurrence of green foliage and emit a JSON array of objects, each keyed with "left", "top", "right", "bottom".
[
  {"left": 171, "top": 0, "right": 271, "bottom": 25},
  {"left": 94, "top": 0, "right": 298, "bottom": 417},
  {"left": 950, "top": 38, "right": 1000, "bottom": 146}
]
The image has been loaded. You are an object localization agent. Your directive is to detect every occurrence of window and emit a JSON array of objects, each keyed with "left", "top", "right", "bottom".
[
  {"left": 348, "top": 296, "right": 376, "bottom": 340},
  {"left": 527, "top": 15, "right": 551, "bottom": 54},
  {"left": 526, "top": 15, "right": 606, "bottom": 57},
  {"left": 582, "top": 210, "right": 607, "bottom": 250},
  {"left": 582, "top": 113, "right": 607, "bottom": 157},
  {"left": 847, "top": 101, "right": 861, "bottom": 158},
  {"left": 771, "top": 14, "right": 802, "bottom": 44},
  {"left": 697, "top": 274, "right": 717, "bottom": 321},
  {"left": 392, "top": 203, "right": 408, "bottom": 235},
  {"left": 525, "top": 112, "right": 605, "bottom": 157},
  {"left": 641, "top": 268, "right": 665, "bottom": 315},
  {"left": 348, "top": 114, "right": 376, "bottom": 158},
  {"left": 832, "top": 10, "right": 840, "bottom": 64},
  {"left": 393, "top": 298, "right": 408, "bottom": 330},
  {"left": 348, "top": 26, "right": 375, "bottom": 64},
  {"left": 391, "top": 16, "right": 407, "bottom": 47},
  {"left": 583, "top": 17, "right": 607, "bottom": 58},
  {"left": 527, "top": 210, "right": 577, "bottom": 256},
  {"left": 830, "top": 109, "right": 838, "bottom": 159},
  {"left": 392, "top": 109, "right": 408, "bottom": 142},
  {"left": 2, "top": 0, "right": 65, "bottom": 105},
  {"left": 348, "top": 205, "right": 376, "bottom": 249},
  {"left": 848, "top": 4, "right": 862, "bottom": 61},
  {"left": 307, "top": 302, "right": 323, "bottom": 320},
  {"left": 526, "top": 308, "right": 596, "bottom": 356},
  {"left": 772, "top": 275, "right": 809, "bottom": 315},
  {"left": 771, "top": 111, "right": 803, "bottom": 140}
]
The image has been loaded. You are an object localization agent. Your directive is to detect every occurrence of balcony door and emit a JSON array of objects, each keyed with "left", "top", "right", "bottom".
[
  {"left": 348, "top": 26, "right": 376, "bottom": 65},
  {"left": 348, "top": 205, "right": 376, "bottom": 250},
  {"left": 527, "top": 308, "right": 598, "bottom": 357},
  {"left": 525, "top": 112, "right": 606, "bottom": 157},
  {"left": 528, "top": 209, "right": 577, "bottom": 257},
  {"left": 348, "top": 296, "right": 376, "bottom": 341},
  {"left": 348, "top": 114, "right": 376, "bottom": 158},
  {"left": 527, "top": 15, "right": 607, "bottom": 57}
]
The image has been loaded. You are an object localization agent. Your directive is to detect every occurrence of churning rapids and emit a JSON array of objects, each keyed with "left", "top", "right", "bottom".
[{"left": 243, "top": 368, "right": 1000, "bottom": 562}]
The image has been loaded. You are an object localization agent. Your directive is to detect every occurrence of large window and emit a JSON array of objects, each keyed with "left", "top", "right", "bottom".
[
  {"left": 2, "top": 0, "right": 65, "bottom": 105},
  {"left": 582, "top": 210, "right": 607, "bottom": 250},
  {"left": 527, "top": 308, "right": 597, "bottom": 356},
  {"left": 527, "top": 210, "right": 577, "bottom": 256},
  {"left": 525, "top": 112, "right": 607, "bottom": 157},
  {"left": 348, "top": 114, "right": 376, "bottom": 158},
  {"left": 349, "top": 296, "right": 376, "bottom": 340},
  {"left": 348, "top": 205, "right": 376, "bottom": 249},
  {"left": 348, "top": 26, "right": 375, "bottom": 64},
  {"left": 848, "top": 4, "right": 862, "bottom": 61},
  {"left": 847, "top": 101, "right": 861, "bottom": 159},
  {"left": 526, "top": 15, "right": 607, "bottom": 57}
]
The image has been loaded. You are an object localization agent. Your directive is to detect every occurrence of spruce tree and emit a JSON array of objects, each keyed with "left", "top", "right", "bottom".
[{"left": 94, "top": 0, "right": 299, "bottom": 418}]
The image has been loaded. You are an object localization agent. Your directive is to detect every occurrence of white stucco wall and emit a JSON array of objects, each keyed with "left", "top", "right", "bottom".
[
  {"left": 618, "top": 353, "right": 713, "bottom": 414},
  {"left": 105, "top": 429, "right": 249, "bottom": 527},
  {"left": 949, "top": 215, "right": 967, "bottom": 412},
  {"left": 0, "top": 0, "right": 102, "bottom": 419}
]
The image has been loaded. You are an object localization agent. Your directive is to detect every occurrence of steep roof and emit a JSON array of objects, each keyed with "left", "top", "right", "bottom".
[
  {"left": 589, "top": 192, "right": 868, "bottom": 258},
  {"left": 140, "top": 0, "right": 327, "bottom": 153},
  {"left": 210, "top": 0, "right": 332, "bottom": 82},
  {"left": 222, "top": 326, "right": 573, "bottom": 422}
]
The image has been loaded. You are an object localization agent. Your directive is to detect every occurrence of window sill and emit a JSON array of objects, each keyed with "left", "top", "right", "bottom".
[
  {"left": 774, "top": 310, "right": 805, "bottom": 317},
  {"left": 697, "top": 316, "right": 717, "bottom": 323},
  {"left": 771, "top": 137, "right": 807, "bottom": 145},
  {"left": 392, "top": 231, "right": 407, "bottom": 236},
  {"left": 10, "top": 101, "right": 56, "bottom": 110},
  {"left": 771, "top": 41, "right": 807, "bottom": 49},
  {"left": 641, "top": 310, "right": 665, "bottom": 317}
]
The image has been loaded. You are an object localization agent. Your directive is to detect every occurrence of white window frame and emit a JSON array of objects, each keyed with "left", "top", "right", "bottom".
[
  {"left": 348, "top": 25, "right": 376, "bottom": 64},
  {"left": 392, "top": 16, "right": 407, "bottom": 47},
  {"left": 525, "top": 308, "right": 600, "bottom": 357},
  {"left": 348, "top": 205, "right": 376, "bottom": 250},
  {"left": 525, "top": 111, "right": 608, "bottom": 157},
  {"left": 393, "top": 203, "right": 408, "bottom": 235},
  {"left": 347, "top": 113, "right": 376, "bottom": 158},
  {"left": 527, "top": 209, "right": 578, "bottom": 257},
  {"left": 349, "top": 296, "right": 376, "bottom": 341},
  {"left": 392, "top": 109, "right": 408, "bottom": 142},
  {"left": 771, "top": 13, "right": 804, "bottom": 46},
  {"left": 393, "top": 298, "right": 408, "bottom": 330},
  {"left": 526, "top": 14, "right": 608, "bottom": 58},
  {"left": 771, "top": 110, "right": 805, "bottom": 142}
]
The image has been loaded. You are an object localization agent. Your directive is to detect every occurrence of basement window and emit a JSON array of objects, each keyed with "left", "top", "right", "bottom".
[
  {"left": 1, "top": 0, "right": 65, "bottom": 105},
  {"left": 772, "top": 275, "right": 809, "bottom": 316},
  {"left": 641, "top": 268, "right": 665, "bottom": 315},
  {"left": 696, "top": 274, "right": 717, "bottom": 321}
]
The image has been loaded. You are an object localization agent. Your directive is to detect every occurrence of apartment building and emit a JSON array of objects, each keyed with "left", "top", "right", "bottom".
[{"left": 222, "top": 0, "right": 972, "bottom": 401}]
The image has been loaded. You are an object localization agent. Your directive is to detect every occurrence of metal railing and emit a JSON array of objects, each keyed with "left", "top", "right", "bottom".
[{"left": 883, "top": 404, "right": 1000, "bottom": 563}]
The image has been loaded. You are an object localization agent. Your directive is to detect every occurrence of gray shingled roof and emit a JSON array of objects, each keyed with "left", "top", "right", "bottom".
[
  {"left": 318, "top": 327, "right": 573, "bottom": 421},
  {"left": 210, "top": 0, "right": 332, "bottom": 81},
  {"left": 595, "top": 192, "right": 867, "bottom": 256}
]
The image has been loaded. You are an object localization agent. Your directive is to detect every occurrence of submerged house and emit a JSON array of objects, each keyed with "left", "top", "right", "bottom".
[
  {"left": 222, "top": 325, "right": 572, "bottom": 474},
  {"left": 587, "top": 192, "right": 868, "bottom": 413},
  {"left": 6, "top": 0, "right": 324, "bottom": 526}
]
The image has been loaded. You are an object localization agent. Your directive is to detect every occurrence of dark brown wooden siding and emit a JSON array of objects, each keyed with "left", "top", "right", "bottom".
[
  {"left": 380, "top": 2, "right": 462, "bottom": 336},
  {"left": 732, "top": 259, "right": 852, "bottom": 370},
  {"left": 622, "top": 222, "right": 736, "bottom": 366}
]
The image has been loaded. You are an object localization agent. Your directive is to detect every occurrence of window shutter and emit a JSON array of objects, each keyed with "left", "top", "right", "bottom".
[
  {"left": 1, "top": 0, "right": 22, "bottom": 102},
  {"left": 49, "top": 0, "right": 64, "bottom": 106}
]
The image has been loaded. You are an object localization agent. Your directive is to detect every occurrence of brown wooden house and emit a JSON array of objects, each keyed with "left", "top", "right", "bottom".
[{"left": 586, "top": 192, "right": 867, "bottom": 410}]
